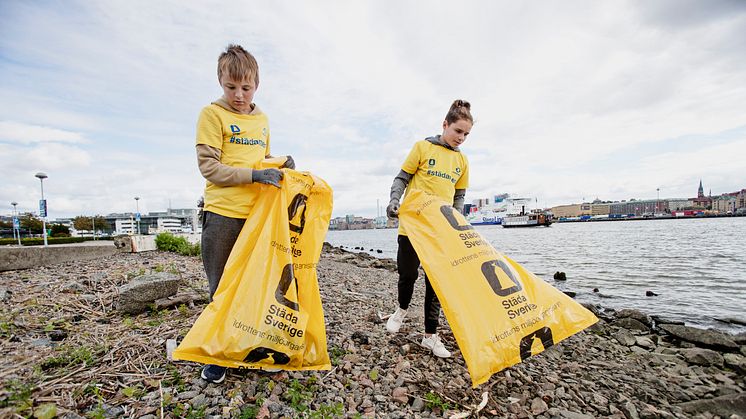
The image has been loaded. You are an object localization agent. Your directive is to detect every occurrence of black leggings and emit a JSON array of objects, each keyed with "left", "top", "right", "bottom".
[{"left": 396, "top": 235, "right": 441, "bottom": 334}]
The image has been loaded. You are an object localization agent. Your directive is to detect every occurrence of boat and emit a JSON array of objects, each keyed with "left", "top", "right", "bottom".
[
  {"left": 466, "top": 211, "right": 501, "bottom": 225},
  {"left": 502, "top": 210, "right": 553, "bottom": 228},
  {"left": 466, "top": 196, "right": 533, "bottom": 226}
]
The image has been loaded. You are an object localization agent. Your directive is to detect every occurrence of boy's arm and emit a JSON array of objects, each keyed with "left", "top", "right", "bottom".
[
  {"left": 197, "top": 145, "right": 284, "bottom": 187},
  {"left": 196, "top": 144, "right": 254, "bottom": 186}
]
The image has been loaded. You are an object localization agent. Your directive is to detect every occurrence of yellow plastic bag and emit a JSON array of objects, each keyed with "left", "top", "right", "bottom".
[
  {"left": 399, "top": 189, "right": 598, "bottom": 386},
  {"left": 173, "top": 167, "right": 333, "bottom": 370}
]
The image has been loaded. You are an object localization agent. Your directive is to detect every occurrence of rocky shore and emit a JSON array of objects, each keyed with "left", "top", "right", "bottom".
[{"left": 0, "top": 244, "right": 744, "bottom": 418}]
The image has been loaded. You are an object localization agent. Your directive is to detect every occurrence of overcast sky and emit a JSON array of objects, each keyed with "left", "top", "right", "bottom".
[{"left": 2, "top": 0, "right": 745, "bottom": 219}]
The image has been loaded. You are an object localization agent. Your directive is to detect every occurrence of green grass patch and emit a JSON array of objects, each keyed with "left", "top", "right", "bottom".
[
  {"left": 424, "top": 391, "right": 453, "bottom": 411},
  {"left": 0, "top": 379, "right": 34, "bottom": 414}
]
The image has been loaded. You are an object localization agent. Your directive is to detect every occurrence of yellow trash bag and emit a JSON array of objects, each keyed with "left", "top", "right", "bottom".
[
  {"left": 173, "top": 167, "right": 333, "bottom": 371},
  {"left": 399, "top": 189, "right": 598, "bottom": 386}
]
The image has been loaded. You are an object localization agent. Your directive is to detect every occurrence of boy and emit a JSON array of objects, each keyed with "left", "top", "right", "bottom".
[{"left": 196, "top": 44, "right": 294, "bottom": 383}]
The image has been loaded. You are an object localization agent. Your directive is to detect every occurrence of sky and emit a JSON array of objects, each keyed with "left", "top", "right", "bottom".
[{"left": 1, "top": 0, "right": 746, "bottom": 219}]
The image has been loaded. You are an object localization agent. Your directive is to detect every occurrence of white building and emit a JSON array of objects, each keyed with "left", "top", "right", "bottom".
[
  {"left": 155, "top": 217, "right": 184, "bottom": 233},
  {"left": 115, "top": 218, "right": 138, "bottom": 235}
]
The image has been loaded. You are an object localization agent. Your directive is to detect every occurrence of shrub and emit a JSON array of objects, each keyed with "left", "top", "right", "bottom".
[{"left": 155, "top": 233, "right": 200, "bottom": 256}]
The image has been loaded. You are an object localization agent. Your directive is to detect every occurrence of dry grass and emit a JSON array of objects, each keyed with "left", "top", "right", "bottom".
[{"left": 0, "top": 252, "right": 207, "bottom": 418}]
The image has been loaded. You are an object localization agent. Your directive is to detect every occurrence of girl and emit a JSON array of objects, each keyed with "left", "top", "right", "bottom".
[{"left": 385, "top": 100, "right": 473, "bottom": 358}]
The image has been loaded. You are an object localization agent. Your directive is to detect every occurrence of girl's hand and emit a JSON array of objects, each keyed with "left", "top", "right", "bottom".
[{"left": 387, "top": 199, "right": 400, "bottom": 219}]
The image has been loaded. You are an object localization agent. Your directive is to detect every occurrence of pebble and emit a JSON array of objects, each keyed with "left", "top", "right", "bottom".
[{"left": 2, "top": 245, "right": 744, "bottom": 418}]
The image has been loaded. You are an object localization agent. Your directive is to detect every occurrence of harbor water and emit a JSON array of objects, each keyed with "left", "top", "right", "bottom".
[{"left": 326, "top": 217, "right": 746, "bottom": 334}]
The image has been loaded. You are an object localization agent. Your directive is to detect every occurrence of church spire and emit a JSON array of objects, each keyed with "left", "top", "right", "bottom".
[{"left": 698, "top": 179, "right": 704, "bottom": 198}]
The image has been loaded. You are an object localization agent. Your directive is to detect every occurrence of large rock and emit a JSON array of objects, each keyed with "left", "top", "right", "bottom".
[
  {"left": 659, "top": 324, "right": 738, "bottom": 351},
  {"left": 616, "top": 308, "right": 652, "bottom": 327},
  {"left": 117, "top": 273, "right": 180, "bottom": 314},
  {"left": 680, "top": 348, "right": 724, "bottom": 367},
  {"left": 723, "top": 353, "right": 746, "bottom": 373},
  {"left": 614, "top": 329, "right": 636, "bottom": 346},
  {"left": 614, "top": 317, "right": 650, "bottom": 332},
  {"left": 677, "top": 392, "right": 746, "bottom": 417}
]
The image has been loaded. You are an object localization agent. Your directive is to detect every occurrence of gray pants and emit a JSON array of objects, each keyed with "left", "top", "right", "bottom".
[{"left": 201, "top": 211, "right": 245, "bottom": 300}]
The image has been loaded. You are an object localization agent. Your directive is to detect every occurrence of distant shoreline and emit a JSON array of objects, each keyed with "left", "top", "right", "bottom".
[{"left": 556, "top": 213, "right": 746, "bottom": 223}]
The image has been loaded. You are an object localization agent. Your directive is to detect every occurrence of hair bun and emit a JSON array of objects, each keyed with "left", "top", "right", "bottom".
[
  {"left": 452, "top": 99, "right": 471, "bottom": 110},
  {"left": 445, "top": 99, "right": 474, "bottom": 124}
]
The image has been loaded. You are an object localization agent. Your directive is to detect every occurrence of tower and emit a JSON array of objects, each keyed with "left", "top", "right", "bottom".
[{"left": 698, "top": 180, "right": 704, "bottom": 199}]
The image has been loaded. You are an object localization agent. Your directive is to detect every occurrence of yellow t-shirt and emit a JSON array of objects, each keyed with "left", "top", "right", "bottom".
[
  {"left": 399, "top": 139, "right": 469, "bottom": 234},
  {"left": 196, "top": 104, "right": 271, "bottom": 218}
]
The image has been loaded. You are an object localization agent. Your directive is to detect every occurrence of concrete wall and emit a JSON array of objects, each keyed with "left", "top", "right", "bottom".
[{"left": 0, "top": 243, "right": 117, "bottom": 272}]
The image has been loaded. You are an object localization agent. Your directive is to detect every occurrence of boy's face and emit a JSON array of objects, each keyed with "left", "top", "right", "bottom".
[
  {"left": 220, "top": 74, "right": 257, "bottom": 114},
  {"left": 441, "top": 119, "right": 472, "bottom": 149}
]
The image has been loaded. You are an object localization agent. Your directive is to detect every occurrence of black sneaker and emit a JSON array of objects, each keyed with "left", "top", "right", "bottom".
[{"left": 200, "top": 364, "right": 226, "bottom": 383}]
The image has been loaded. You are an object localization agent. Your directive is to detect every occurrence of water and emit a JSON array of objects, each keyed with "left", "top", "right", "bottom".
[{"left": 326, "top": 217, "right": 746, "bottom": 334}]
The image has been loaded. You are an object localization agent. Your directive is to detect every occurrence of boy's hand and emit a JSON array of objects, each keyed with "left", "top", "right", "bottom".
[
  {"left": 386, "top": 199, "right": 400, "bottom": 219},
  {"left": 252, "top": 168, "right": 283, "bottom": 188},
  {"left": 281, "top": 155, "right": 295, "bottom": 170}
]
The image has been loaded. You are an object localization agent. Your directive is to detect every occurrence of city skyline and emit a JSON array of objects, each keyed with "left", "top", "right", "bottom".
[
  {"left": 4, "top": 179, "right": 741, "bottom": 221},
  {"left": 2, "top": 2, "right": 746, "bottom": 219}
]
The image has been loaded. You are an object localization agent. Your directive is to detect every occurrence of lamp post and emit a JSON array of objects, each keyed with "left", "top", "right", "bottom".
[
  {"left": 11, "top": 201, "right": 20, "bottom": 245},
  {"left": 35, "top": 172, "right": 48, "bottom": 247},
  {"left": 134, "top": 196, "right": 140, "bottom": 235}
]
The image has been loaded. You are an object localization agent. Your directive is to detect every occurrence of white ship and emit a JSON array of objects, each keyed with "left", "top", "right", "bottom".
[{"left": 466, "top": 196, "right": 534, "bottom": 226}]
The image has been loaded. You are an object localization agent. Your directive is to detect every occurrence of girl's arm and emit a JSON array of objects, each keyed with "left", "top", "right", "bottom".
[
  {"left": 387, "top": 170, "right": 413, "bottom": 218},
  {"left": 453, "top": 189, "right": 466, "bottom": 214}
]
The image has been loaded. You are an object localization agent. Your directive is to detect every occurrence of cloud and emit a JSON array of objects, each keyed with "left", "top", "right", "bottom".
[
  {"left": 0, "top": 121, "right": 87, "bottom": 144},
  {"left": 1, "top": 1, "right": 745, "bottom": 218}
]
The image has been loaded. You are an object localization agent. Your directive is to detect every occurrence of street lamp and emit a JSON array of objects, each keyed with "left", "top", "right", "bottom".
[
  {"left": 11, "top": 201, "right": 20, "bottom": 245},
  {"left": 134, "top": 196, "right": 140, "bottom": 235},
  {"left": 35, "top": 172, "right": 48, "bottom": 247}
]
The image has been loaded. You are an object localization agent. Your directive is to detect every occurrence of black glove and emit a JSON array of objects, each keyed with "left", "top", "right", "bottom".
[
  {"left": 281, "top": 155, "right": 295, "bottom": 170},
  {"left": 386, "top": 199, "right": 400, "bottom": 219},
  {"left": 252, "top": 168, "right": 283, "bottom": 188}
]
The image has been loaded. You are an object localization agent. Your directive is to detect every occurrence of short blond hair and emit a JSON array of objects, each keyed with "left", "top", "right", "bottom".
[{"left": 217, "top": 44, "right": 259, "bottom": 85}]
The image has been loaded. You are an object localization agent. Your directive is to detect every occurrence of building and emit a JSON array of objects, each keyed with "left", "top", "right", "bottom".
[
  {"left": 590, "top": 202, "right": 610, "bottom": 216},
  {"left": 551, "top": 203, "right": 591, "bottom": 218},
  {"left": 712, "top": 195, "right": 737, "bottom": 214},
  {"left": 609, "top": 199, "right": 668, "bottom": 216},
  {"left": 667, "top": 199, "right": 693, "bottom": 211},
  {"left": 712, "top": 189, "right": 746, "bottom": 213},
  {"left": 328, "top": 215, "right": 376, "bottom": 230},
  {"left": 106, "top": 208, "right": 199, "bottom": 235},
  {"left": 692, "top": 180, "right": 712, "bottom": 209}
]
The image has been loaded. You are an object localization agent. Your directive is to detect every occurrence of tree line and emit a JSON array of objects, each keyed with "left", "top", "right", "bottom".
[{"left": 0, "top": 214, "right": 110, "bottom": 237}]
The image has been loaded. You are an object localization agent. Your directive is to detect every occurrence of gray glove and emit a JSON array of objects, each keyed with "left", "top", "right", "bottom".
[
  {"left": 252, "top": 168, "right": 283, "bottom": 188},
  {"left": 386, "top": 199, "right": 400, "bottom": 219},
  {"left": 282, "top": 155, "right": 295, "bottom": 170}
]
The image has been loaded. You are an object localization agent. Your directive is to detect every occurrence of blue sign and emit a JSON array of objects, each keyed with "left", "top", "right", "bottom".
[
  {"left": 135, "top": 212, "right": 141, "bottom": 221},
  {"left": 12, "top": 217, "right": 20, "bottom": 229},
  {"left": 39, "top": 199, "right": 47, "bottom": 217}
]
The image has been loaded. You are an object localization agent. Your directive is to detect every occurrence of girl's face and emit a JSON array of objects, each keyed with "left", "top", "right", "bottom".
[
  {"left": 441, "top": 119, "right": 472, "bottom": 148},
  {"left": 220, "top": 74, "right": 257, "bottom": 114}
]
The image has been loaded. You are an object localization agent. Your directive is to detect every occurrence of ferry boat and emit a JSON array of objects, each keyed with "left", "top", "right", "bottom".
[
  {"left": 502, "top": 211, "right": 553, "bottom": 228},
  {"left": 466, "top": 196, "right": 533, "bottom": 226}
]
